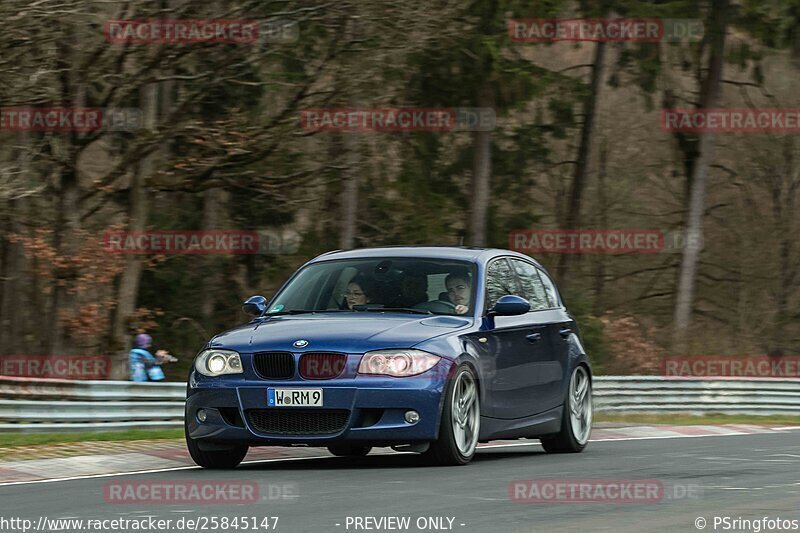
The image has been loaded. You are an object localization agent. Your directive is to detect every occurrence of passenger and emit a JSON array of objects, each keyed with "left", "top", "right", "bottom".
[
  {"left": 445, "top": 273, "right": 471, "bottom": 315},
  {"left": 343, "top": 275, "right": 376, "bottom": 309}
]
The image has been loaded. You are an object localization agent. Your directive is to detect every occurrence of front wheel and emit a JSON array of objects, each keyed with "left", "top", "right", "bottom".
[
  {"left": 185, "top": 423, "right": 248, "bottom": 469},
  {"left": 540, "top": 365, "right": 592, "bottom": 453},
  {"left": 424, "top": 364, "right": 480, "bottom": 466}
]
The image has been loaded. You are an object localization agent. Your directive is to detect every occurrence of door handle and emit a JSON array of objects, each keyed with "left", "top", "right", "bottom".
[
  {"left": 559, "top": 328, "right": 572, "bottom": 338},
  {"left": 526, "top": 332, "right": 542, "bottom": 343}
]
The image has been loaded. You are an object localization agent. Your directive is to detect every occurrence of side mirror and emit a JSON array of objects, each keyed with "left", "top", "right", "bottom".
[
  {"left": 242, "top": 295, "right": 268, "bottom": 316},
  {"left": 489, "top": 295, "right": 531, "bottom": 317}
]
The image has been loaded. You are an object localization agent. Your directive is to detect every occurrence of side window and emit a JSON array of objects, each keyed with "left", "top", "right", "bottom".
[
  {"left": 537, "top": 268, "right": 560, "bottom": 308},
  {"left": 509, "top": 259, "right": 548, "bottom": 311},
  {"left": 485, "top": 258, "right": 519, "bottom": 310}
]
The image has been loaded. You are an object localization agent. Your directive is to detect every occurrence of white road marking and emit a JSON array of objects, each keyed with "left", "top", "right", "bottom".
[
  {"left": 0, "top": 426, "right": 796, "bottom": 488},
  {"left": 480, "top": 430, "right": 774, "bottom": 448},
  {"left": 695, "top": 456, "right": 754, "bottom": 462}
]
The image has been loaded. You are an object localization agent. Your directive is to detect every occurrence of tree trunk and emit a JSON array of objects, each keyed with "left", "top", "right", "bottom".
[
  {"left": 0, "top": 131, "right": 30, "bottom": 356},
  {"left": 48, "top": 165, "right": 80, "bottom": 355},
  {"left": 557, "top": 40, "right": 606, "bottom": 285},
  {"left": 109, "top": 83, "right": 158, "bottom": 379},
  {"left": 672, "top": 0, "right": 729, "bottom": 351},
  {"left": 0, "top": 198, "right": 23, "bottom": 356},
  {"left": 768, "top": 137, "right": 797, "bottom": 356},
  {"left": 47, "top": 21, "right": 85, "bottom": 357},
  {"left": 338, "top": 15, "right": 362, "bottom": 250},
  {"left": 201, "top": 187, "right": 228, "bottom": 323},
  {"left": 467, "top": 85, "right": 494, "bottom": 247},
  {"left": 339, "top": 130, "right": 360, "bottom": 249},
  {"left": 592, "top": 139, "right": 609, "bottom": 315}
]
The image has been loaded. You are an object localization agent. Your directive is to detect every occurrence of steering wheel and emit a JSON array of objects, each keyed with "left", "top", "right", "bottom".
[{"left": 412, "top": 300, "right": 457, "bottom": 314}]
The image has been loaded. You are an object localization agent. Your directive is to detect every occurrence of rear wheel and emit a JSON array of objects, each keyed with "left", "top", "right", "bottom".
[
  {"left": 540, "top": 365, "right": 592, "bottom": 453},
  {"left": 327, "top": 444, "right": 372, "bottom": 457},
  {"left": 185, "top": 421, "right": 248, "bottom": 469},
  {"left": 424, "top": 364, "right": 480, "bottom": 466}
]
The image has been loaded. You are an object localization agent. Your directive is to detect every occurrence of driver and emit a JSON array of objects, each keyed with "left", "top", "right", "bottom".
[{"left": 445, "top": 273, "right": 471, "bottom": 315}]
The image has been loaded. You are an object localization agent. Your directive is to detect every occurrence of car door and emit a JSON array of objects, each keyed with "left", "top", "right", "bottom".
[
  {"left": 535, "top": 265, "right": 576, "bottom": 406},
  {"left": 508, "top": 258, "right": 566, "bottom": 414},
  {"left": 481, "top": 257, "right": 551, "bottom": 419}
]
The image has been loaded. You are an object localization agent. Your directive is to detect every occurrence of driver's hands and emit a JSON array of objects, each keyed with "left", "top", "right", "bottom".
[{"left": 455, "top": 305, "right": 468, "bottom": 315}]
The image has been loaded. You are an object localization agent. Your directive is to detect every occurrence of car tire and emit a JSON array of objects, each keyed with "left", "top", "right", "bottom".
[
  {"left": 327, "top": 444, "right": 372, "bottom": 457},
  {"left": 185, "top": 424, "right": 248, "bottom": 469},
  {"left": 540, "top": 364, "right": 592, "bottom": 454},
  {"left": 424, "top": 364, "right": 480, "bottom": 466}
]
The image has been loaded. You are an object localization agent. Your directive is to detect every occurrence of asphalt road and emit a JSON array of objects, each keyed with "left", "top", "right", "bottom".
[{"left": 1, "top": 431, "right": 799, "bottom": 533}]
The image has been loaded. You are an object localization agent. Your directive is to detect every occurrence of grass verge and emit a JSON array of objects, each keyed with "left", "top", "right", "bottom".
[
  {"left": 594, "top": 413, "right": 800, "bottom": 426},
  {"left": 0, "top": 429, "right": 184, "bottom": 448}
]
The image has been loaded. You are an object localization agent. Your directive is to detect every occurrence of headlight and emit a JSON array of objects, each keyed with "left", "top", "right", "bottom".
[
  {"left": 358, "top": 349, "right": 441, "bottom": 377},
  {"left": 194, "top": 349, "right": 243, "bottom": 377}
]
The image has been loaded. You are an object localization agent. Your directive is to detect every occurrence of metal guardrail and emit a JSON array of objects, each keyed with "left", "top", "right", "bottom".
[
  {"left": 0, "top": 376, "right": 186, "bottom": 432},
  {"left": 592, "top": 376, "right": 800, "bottom": 416},
  {"left": 0, "top": 376, "right": 185, "bottom": 401},
  {"left": 0, "top": 375, "right": 798, "bottom": 432}
]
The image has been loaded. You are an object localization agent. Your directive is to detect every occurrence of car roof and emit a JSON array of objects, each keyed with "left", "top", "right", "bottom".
[{"left": 308, "top": 246, "right": 543, "bottom": 267}]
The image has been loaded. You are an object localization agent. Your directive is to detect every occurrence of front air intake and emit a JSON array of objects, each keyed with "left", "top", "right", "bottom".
[{"left": 246, "top": 409, "right": 350, "bottom": 435}]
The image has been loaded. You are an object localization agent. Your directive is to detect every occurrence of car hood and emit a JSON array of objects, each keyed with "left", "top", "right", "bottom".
[{"left": 209, "top": 314, "right": 472, "bottom": 354}]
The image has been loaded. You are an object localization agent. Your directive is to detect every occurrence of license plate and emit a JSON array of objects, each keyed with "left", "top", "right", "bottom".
[{"left": 267, "top": 388, "right": 323, "bottom": 407}]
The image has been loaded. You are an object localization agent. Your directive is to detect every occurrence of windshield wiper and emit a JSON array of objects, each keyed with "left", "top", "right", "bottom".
[
  {"left": 359, "top": 307, "right": 432, "bottom": 315},
  {"left": 266, "top": 308, "right": 432, "bottom": 316}
]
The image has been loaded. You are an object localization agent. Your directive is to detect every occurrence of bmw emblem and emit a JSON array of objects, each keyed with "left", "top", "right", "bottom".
[{"left": 293, "top": 339, "right": 309, "bottom": 348}]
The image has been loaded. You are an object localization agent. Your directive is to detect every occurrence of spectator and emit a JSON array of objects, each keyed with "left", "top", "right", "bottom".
[{"left": 129, "top": 333, "right": 175, "bottom": 381}]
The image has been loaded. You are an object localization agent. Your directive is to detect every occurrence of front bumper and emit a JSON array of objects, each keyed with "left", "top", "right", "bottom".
[{"left": 186, "top": 370, "right": 449, "bottom": 447}]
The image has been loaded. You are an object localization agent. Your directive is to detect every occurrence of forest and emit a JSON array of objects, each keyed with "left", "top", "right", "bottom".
[{"left": 0, "top": 0, "right": 798, "bottom": 379}]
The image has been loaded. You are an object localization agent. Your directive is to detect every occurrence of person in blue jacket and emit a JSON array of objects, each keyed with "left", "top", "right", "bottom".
[{"left": 129, "top": 333, "right": 172, "bottom": 381}]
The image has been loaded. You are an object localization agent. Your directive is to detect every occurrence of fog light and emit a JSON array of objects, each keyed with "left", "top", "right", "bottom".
[
  {"left": 404, "top": 410, "right": 420, "bottom": 424},
  {"left": 197, "top": 409, "right": 208, "bottom": 423}
]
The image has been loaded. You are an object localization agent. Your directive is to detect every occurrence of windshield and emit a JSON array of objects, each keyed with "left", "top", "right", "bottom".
[{"left": 266, "top": 257, "right": 477, "bottom": 317}]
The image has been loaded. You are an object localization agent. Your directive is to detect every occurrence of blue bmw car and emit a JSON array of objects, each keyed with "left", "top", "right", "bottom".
[{"left": 185, "top": 246, "right": 592, "bottom": 466}]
